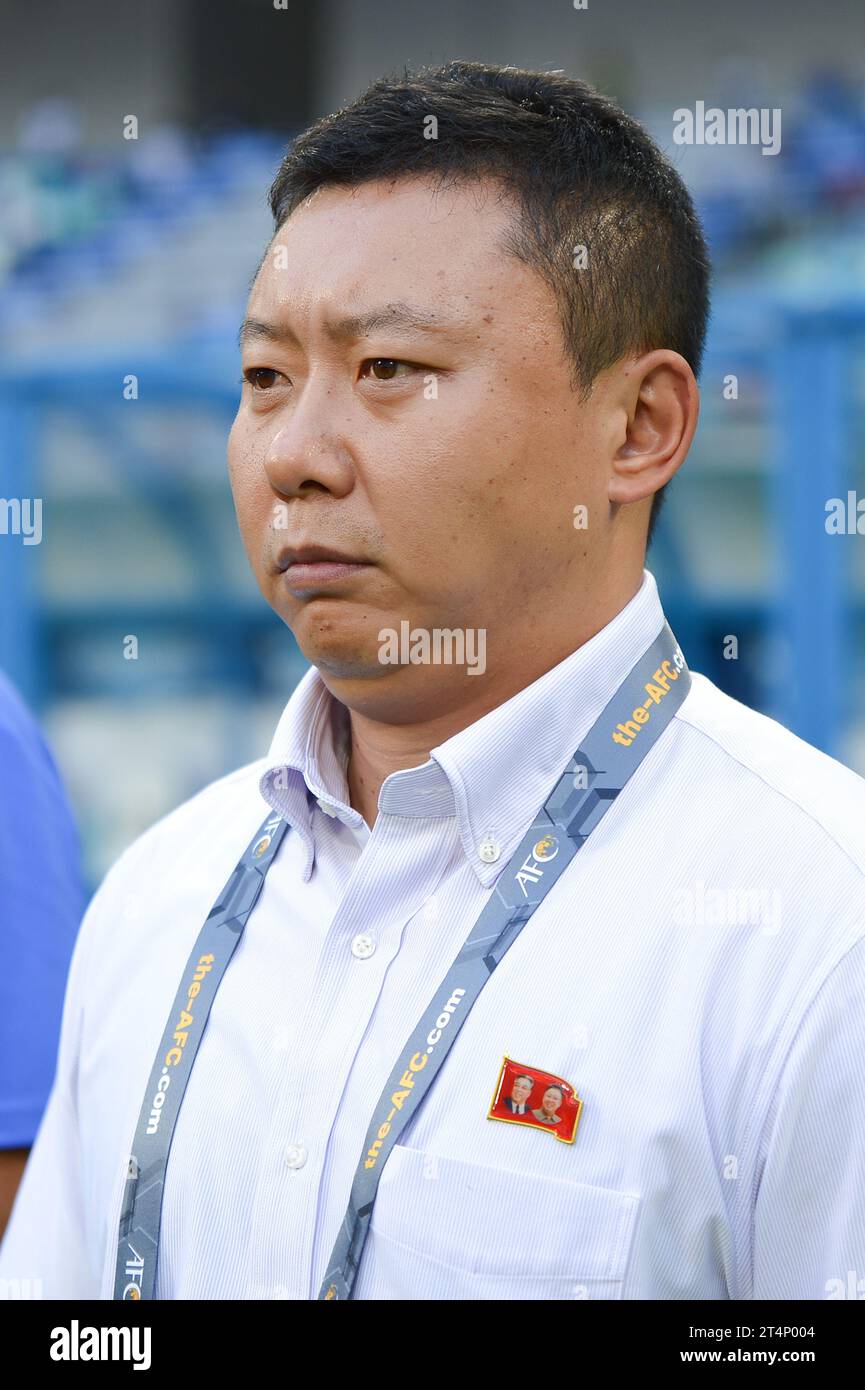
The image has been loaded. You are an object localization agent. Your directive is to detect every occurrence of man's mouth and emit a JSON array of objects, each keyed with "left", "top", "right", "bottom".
[{"left": 276, "top": 544, "right": 372, "bottom": 591}]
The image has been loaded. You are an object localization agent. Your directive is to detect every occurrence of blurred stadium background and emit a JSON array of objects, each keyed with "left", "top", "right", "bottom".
[{"left": 1, "top": 0, "right": 864, "bottom": 892}]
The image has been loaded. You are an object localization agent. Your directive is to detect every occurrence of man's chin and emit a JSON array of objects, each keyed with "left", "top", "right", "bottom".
[
  {"left": 291, "top": 625, "right": 402, "bottom": 683},
  {"left": 309, "top": 650, "right": 396, "bottom": 681},
  {"left": 278, "top": 601, "right": 386, "bottom": 678}
]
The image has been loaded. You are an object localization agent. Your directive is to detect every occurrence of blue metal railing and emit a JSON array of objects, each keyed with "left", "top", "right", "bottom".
[{"left": 2, "top": 302, "right": 865, "bottom": 757}]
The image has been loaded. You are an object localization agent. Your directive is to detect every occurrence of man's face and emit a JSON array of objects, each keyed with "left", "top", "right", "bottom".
[
  {"left": 228, "top": 175, "right": 614, "bottom": 717},
  {"left": 542, "top": 1088, "right": 561, "bottom": 1115},
  {"left": 511, "top": 1077, "right": 533, "bottom": 1105}
]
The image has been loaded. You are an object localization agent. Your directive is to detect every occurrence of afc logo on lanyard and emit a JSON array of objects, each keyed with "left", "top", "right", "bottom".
[
  {"left": 122, "top": 1249, "right": 144, "bottom": 1300},
  {"left": 514, "top": 833, "right": 560, "bottom": 897}
]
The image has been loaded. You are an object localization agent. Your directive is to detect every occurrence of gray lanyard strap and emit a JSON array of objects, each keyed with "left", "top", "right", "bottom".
[
  {"left": 318, "top": 622, "right": 689, "bottom": 1298},
  {"left": 113, "top": 810, "right": 289, "bottom": 1300},
  {"left": 114, "top": 623, "right": 689, "bottom": 1301}
]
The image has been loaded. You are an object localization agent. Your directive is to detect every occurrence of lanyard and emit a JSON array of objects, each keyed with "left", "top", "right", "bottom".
[{"left": 114, "top": 622, "right": 690, "bottom": 1300}]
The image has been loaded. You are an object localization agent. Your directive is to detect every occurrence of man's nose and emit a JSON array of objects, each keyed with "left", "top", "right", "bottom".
[{"left": 263, "top": 378, "right": 356, "bottom": 499}]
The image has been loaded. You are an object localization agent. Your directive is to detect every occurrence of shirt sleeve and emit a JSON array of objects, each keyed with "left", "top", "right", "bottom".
[
  {"left": 751, "top": 933, "right": 865, "bottom": 1300},
  {"left": 0, "top": 690, "right": 87, "bottom": 1146},
  {"left": 0, "top": 869, "right": 99, "bottom": 1299}
]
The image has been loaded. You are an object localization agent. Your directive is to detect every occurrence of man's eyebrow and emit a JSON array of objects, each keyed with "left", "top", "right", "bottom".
[{"left": 237, "top": 302, "right": 462, "bottom": 351}]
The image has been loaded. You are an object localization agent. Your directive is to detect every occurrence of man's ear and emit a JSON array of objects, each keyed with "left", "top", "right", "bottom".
[{"left": 609, "top": 349, "right": 699, "bottom": 507}]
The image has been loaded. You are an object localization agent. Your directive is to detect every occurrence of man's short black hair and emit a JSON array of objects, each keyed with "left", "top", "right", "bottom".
[{"left": 268, "top": 61, "right": 711, "bottom": 552}]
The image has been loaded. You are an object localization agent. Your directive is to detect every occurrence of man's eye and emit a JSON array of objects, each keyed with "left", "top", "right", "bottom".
[
  {"left": 360, "top": 358, "right": 417, "bottom": 381},
  {"left": 242, "top": 368, "right": 280, "bottom": 390}
]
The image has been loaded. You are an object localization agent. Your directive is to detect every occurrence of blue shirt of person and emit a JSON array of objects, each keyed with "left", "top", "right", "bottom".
[{"left": 0, "top": 669, "right": 86, "bottom": 1147}]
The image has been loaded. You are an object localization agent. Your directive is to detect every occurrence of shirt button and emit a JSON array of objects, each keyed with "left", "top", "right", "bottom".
[
  {"left": 285, "top": 1144, "right": 307, "bottom": 1170},
  {"left": 478, "top": 833, "right": 501, "bottom": 863},
  {"left": 351, "top": 933, "right": 376, "bottom": 959},
  {"left": 317, "top": 798, "right": 339, "bottom": 818}
]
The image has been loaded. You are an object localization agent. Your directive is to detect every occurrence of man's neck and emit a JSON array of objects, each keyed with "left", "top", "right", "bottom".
[
  {"left": 346, "top": 646, "right": 579, "bottom": 829},
  {"left": 345, "top": 569, "right": 644, "bottom": 830}
]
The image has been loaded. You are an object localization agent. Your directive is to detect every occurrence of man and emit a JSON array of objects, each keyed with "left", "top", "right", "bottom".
[
  {"left": 2, "top": 61, "right": 864, "bottom": 1302},
  {"left": 532, "top": 1087, "right": 564, "bottom": 1126},
  {"left": 503, "top": 1075, "right": 535, "bottom": 1115},
  {"left": 0, "top": 669, "right": 86, "bottom": 1242}
]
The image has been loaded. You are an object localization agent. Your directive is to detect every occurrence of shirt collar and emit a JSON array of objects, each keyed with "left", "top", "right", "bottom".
[
  {"left": 260, "top": 567, "right": 668, "bottom": 886},
  {"left": 259, "top": 668, "right": 358, "bottom": 881}
]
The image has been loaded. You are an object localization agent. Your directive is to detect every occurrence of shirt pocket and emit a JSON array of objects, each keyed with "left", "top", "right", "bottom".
[{"left": 355, "top": 1143, "right": 641, "bottom": 1300}]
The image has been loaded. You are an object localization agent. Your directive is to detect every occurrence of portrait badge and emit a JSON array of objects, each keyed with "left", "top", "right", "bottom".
[{"left": 488, "top": 1054, "right": 582, "bottom": 1144}]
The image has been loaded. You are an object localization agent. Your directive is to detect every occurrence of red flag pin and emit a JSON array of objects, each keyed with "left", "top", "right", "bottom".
[{"left": 488, "top": 1055, "right": 583, "bottom": 1144}]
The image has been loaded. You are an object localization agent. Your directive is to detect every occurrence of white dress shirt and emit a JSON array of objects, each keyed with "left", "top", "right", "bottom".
[{"left": 2, "top": 567, "right": 865, "bottom": 1301}]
